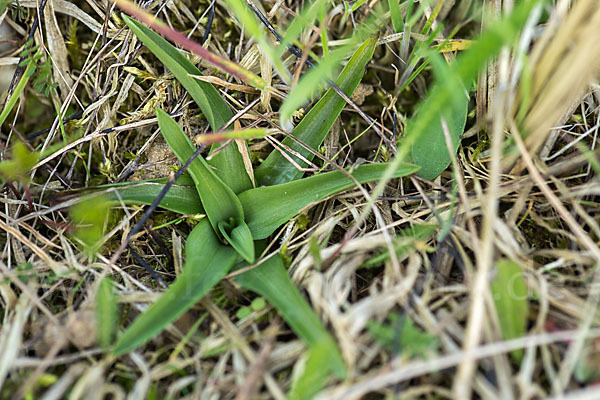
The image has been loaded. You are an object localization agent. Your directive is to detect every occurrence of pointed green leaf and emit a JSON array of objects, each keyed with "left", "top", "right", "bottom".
[
  {"left": 113, "top": 219, "right": 238, "bottom": 355},
  {"left": 400, "top": 0, "right": 544, "bottom": 180},
  {"left": 104, "top": 181, "right": 203, "bottom": 215},
  {"left": 490, "top": 259, "right": 529, "bottom": 363},
  {"left": 95, "top": 277, "right": 118, "bottom": 349},
  {"left": 123, "top": 14, "right": 251, "bottom": 193},
  {"left": 156, "top": 109, "right": 245, "bottom": 233},
  {"left": 234, "top": 254, "right": 346, "bottom": 378},
  {"left": 218, "top": 219, "right": 255, "bottom": 263},
  {"left": 409, "top": 53, "right": 468, "bottom": 180},
  {"left": 289, "top": 338, "right": 332, "bottom": 400},
  {"left": 256, "top": 36, "right": 378, "bottom": 186},
  {"left": 241, "top": 162, "right": 419, "bottom": 239}
]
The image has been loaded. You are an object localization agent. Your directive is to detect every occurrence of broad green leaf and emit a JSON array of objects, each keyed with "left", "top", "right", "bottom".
[
  {"left": 234, "top": 254, "right": 346, "bottom": 378},
  {"left": 241, "top": 162, "right": 419, "bottom": 239},
  {"left": 123, "top": 14, "right": 251, "bottom": 193},
  {"left": 409, "top": 55, "right": 469, "bottom": 180},
  {"left": 157, "top": 109, "right": 254, "bottom": 259},
  {"left": 70, "top": 196, "right": 111, "bottom": 257},
  {"left": 0, "top": 141, "right": 40, "bottom": 183},
  {"left": 218, "top": 218, "right": 255, "bottom": 263},
  {"left": 289, "top": 338, "right": 332, "bottom": 400},
  {"left": 490, "top": 259, "right": 528, "bottom": 363},
  {"left": 113, "top": 219, "right": 238, "bottom": 355},
  {"left": 399, "top": 0, "right": 543, "bottom": 180},
  {"left": 104, "top": 181, "right": 203, "bottom": 215},
  {"left": 95, "top": 277, "right": 118, "bottom": 349},
  {"left": 256, "top": 36, "right": 378, "bottom": 186}
]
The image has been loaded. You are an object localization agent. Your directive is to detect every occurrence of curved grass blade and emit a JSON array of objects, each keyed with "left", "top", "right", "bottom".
[
  {"left": 241, "top": 162, "right": 419, "bottom": 239},
  {"left": 122, "top": 14, "right": 251, "bottom": 194},
  {"left": 255, "top": 36, "right": 377, "bottom": 186},
  {"left": 157, "top": 109, "right": 254, "bottom": 259},
  {"left": 113, "top": 219, "right": 238, "bottom": 355},
  {"left": 234, "top": 254, "right": 346, "bottom": 378}
]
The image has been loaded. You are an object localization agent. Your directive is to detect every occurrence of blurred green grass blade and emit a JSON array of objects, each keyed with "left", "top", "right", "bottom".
[
  {"left": 490, "top": 259, "right": 528, "bottom": 363},
  {"left": 276, "top": 0, "right": 331, "bottom": 59},
  {"left": 70, "top": 196, "right": 111, "bottom": 257},
  {"left": 113, "top": 219, "right": 238, "bottom": 355},
  {"left": 410, "top": 53, "right": 468, "bottom": 180},
  {"left": 402, "top": 0, "right": 543, "bottom": 180},
  {"left": 362, "top": 223, "right": 438, "bottom": 268},
  {"left": 157, "top": 109, "right": 245, "bottom": 230},
  {"left": 221, "top": 0, "right": 291, "bottom": 84},
  {"left": 242, "top": 162, "right": 419, "bottom": 239},
  {"left": 278, "top": 32, "right": 379, "bottom": 133},
  {"left": 122, "top": 14, "right": 251, "bottom": 193},
  {"left": 218, "top": 219, "right": 255, "bottom": 263},
  {"left": 289, "top": 338, "right": 332, "bottom": 400},
  {"left": 388, "top": 0, "right": 403, "bottom": 33},
  {"left": 257, "top": 36, "right": 377, "bottom": 186},
  {"left": 104, "top": 181, "right": 203, "bottom": 215},
  {"left": 234, "top": 254, "right": 346, "bottom": 378},
  {"left": 96, "top": 277, "right": 118, "bottom": 349}
]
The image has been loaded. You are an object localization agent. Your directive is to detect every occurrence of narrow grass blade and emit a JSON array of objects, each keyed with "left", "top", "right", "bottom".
[
  {"left": 275, "top": 0, "right": 332, "bottom": 59},
  {"left": 256, "top": 36, "right": 378, "bottom": 186},
  {"left": 410, "top": 53, "right": 469, "bottom": 180},
  {"left": 242, "top": 162, "right": 419, "bottom": 239},
  {"left": 157, "top": 110, "right": 254, "bottom": 260},
  {"left": 0, "top": 60, "right": 36, "bottom": 129},
  {"left": 490, "top": 259, "right": 528, "bottom": 363},
  {"left": 234, "top": 254, "right": 346, "bottom": 378},
  {"left": 122, "top": 14, "right": 251, "bottom": 193},
  {"left": 95, "top": 277, "right": 118, "bottom": 349},
  {"left": 113, "top": 219, "right": 238, "bottom": 355}
]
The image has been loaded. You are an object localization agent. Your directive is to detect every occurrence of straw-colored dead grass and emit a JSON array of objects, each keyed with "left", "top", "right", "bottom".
[{"left": 1, "top": 0, "right": 600, "bottom": 399}]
